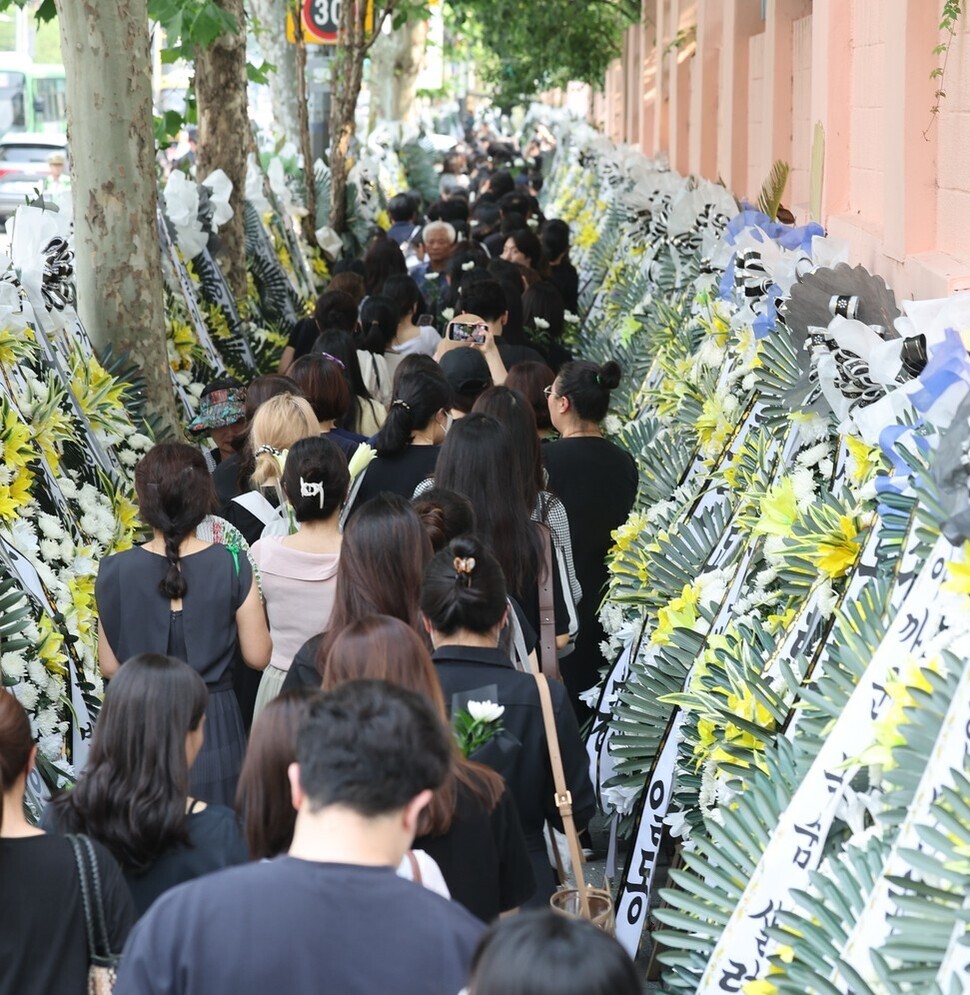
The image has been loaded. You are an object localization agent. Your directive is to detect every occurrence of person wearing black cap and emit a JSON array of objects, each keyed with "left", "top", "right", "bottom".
[{"left": 437, "top": 347, "right": 492, "bottom": 418}]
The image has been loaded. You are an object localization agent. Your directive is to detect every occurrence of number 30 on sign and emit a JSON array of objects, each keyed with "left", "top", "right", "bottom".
[{"left": 285, "top": 0, "right": 374, "bottom": 44}]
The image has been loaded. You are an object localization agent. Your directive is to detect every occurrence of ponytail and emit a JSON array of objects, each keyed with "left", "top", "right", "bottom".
[{"left": 374, "top": 370, "right": 452, "bottom": 457}]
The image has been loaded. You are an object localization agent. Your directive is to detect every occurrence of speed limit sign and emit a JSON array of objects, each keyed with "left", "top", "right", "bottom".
[
  {"left": 285, "top": 0, "right": 373, "bottom": 44},
  {"left": 303, "top": 0, "right": 339, "bottom": 43}
]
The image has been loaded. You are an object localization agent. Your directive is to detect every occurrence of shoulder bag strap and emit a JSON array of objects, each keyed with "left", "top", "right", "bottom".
[
  {"left": 533, "top": 673, "right": 591, "bottom": 918},
  {"left": 536, "top": 524, "right": 561, "bottom": 680},
  {"left": 79, "top": 834, "right": 117, "bottom": 964},
  {"left": 67, "top": 834, "right": 98, "bottom": 962}
]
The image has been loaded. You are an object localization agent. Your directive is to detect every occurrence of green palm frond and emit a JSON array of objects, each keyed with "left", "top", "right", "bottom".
[
  {"left": 757, "top": 160, "right": 791, "bottom": 221},
  {"left": 609, "top": 627, "right": 707, "bottom": 781},
  {"left": 655, "top": 738, "right": 803, "bottom": 990}
]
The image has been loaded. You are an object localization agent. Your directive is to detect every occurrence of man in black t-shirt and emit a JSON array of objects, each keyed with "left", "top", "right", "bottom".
[{"left": 116, "top": 682, "right": 485, "bottom": 995}]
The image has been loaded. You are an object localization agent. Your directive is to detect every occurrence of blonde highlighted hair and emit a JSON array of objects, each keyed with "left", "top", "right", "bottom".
[{"left": 250, "top": 393, "right": 318, "bottom": 488}]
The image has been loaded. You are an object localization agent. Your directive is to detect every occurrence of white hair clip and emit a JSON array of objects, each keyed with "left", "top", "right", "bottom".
[{"left": 300, "top": 477, "right": 326, "bottom": 509}]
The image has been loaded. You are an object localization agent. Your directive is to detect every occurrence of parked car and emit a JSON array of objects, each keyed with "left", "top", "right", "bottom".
[{"left": 0, "top": 132, "right": 68, "bottom": 220}]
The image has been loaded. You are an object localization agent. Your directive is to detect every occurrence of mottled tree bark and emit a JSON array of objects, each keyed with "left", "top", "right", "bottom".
[
  {"left": 249, "top": 0, "right": 301, "bottom": 142},
  {"left": 329, "top": 0, "right": 396, "bottom": 236},
  {"left": 369, "top": 16, "right": 428, "bottom": 124},
  {"left": 196, "top": 0, "right": 249, "bottom": 299},
  {"left": 55, "top": 0, "right": 179, "bottom": 433}
]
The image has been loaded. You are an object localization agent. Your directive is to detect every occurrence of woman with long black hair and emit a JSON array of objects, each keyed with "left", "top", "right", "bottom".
[
  {"left": 48, "top": 654, "right": 247, "bottom": 915},
  {"left": 428, "top": 412, "right": 573, "bottom": 670},
  {"left": 95, "top": 441, "right": 272, "bottom": 804}
]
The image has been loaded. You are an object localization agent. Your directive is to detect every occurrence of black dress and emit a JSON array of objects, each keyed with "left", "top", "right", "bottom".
[
  {"left": 95, "top": 545, "right": 254, "bottom": 806},
  {"left": 543, "top": 437, "right": 638, "bottom": 720}
]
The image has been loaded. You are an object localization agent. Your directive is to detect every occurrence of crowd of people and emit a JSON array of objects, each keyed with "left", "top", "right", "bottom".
[{"left": 0, "top": 145, "right": 642, "bottom": 994}]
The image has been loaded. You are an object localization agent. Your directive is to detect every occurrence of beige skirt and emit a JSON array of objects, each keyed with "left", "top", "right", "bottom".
[{"left": 252, "top": 665, "right": 288, "bottom": 721}]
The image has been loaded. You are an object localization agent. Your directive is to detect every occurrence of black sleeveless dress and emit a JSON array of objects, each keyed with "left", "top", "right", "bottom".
[{"left": 95, "top": 544, "right": 252, "bottom": 806}]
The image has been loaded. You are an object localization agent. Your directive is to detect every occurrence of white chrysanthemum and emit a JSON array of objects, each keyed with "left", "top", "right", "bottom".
[
  {"left": 817, "top": 578, "right": 839, "bottom": 618},
  {"left": 563, "top": 310, "right": 580, "bottom": 324},
  {"left": 3, "top": 518, "right": 39, "bottom": 557},
  {"left": 797, "top": 413, "right": 830, "bottom": 444},
  {"left": 599, "top": 602, "right": 624, "bottom": 635},
  {"left": 696, "top": 568, "right": 728, "bottom": 607},
  {"left": 1, "top": 652, "right": 27, "bottom": 680},
  {"left": 34, "top": 707, "right": 61, "bottom": 738},
  {"left": 13, "top": 681, "right": 39, "bottom": 711},
  {"left": 27, "top": 658, "right": 48, "bottom": 687},
  {"left": 119, "top": 448, "right": 139, "bottom": 468},
  {"left": 58, "top": 476, "right": 79, "bottom": 499},
  {"left": 795, "top": 441, "right": 830, "bottom": 468},
  {"left": 440, "top": 307, "right": 454, "bottom": 321},
  {"left": 129, "top": 432, "right": 153, "bottom": 451},
  {"left": 40, "top": 537, "right": 64, "bottom": 563},
  {"left": 466, "top": 700, "right": 504, "bottom": 723},
  {"left": 424, "top": 271, "right": 439, "bottom": 281},
  {"left": 0, "top": 464, "right": 12, "bottom": 486},
  {"left": 578, "top": 683, "right": 602, "bottom": 709},
  {"left": 741, "top": 372, "right": 757, "bottom": 391},
  {"left": 37, "top": 733, "right": 64, "bottom": 761},
  {"left": 533, "top": 317, "right": 550, "bottom": 330},
  {"left": 59, "top": 537, "right": 76, "bottom": 563},
  {"left": 791, "top": 466, "right": 817, "bottom": 511},
  {"left": 818, "top": 457, "right": 834, "bottom": 477},
  {"left": 37, "top": 512, "right": 65, "bottom": 540},
  {"left": 602, "top": 414, "right": 622, "bottom": 435}
]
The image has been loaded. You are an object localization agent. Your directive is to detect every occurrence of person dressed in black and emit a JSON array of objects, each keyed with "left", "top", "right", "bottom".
[
  {"left": 543, "top": 361, "right": 638, "bottom": 722},
  {"left": 1, "top": 692, "right": 135, "bottom": 995},
  {"left": 115, "top": 681, "right": 485, "bottom": 995},
  {"left": 540, "top": 219, "right": 580, "bottom": 314},
  {"left": 347, "top": 367, "right": 452, "bottom": 515},
  {"left": 323, "top": 616, "right": 535, "bottom": 920},
  {"left": 455, "top": 278, "right": 547, "bottom": 369},
  {"left": 421, "top": 537, "right": 595, "bottom": 904},
  {"left": 47, "top": 654, "right": 248, "bottom": 916}
]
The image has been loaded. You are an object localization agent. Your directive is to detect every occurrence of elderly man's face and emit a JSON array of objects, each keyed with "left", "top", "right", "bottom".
[{"left": 424, "top": 231, "right": 454, "bottom": 269}]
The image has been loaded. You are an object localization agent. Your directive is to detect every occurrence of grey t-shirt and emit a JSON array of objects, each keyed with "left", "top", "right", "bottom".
[{"left": 115, "top": 857, "right": 485, "bottom": 995}]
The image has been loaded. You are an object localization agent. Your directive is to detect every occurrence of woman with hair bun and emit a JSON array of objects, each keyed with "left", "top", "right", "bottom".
[
  {"left": 356, "top": 294, "right": 396, "bottom": 406},
  {"left": 421, "top": 537, "right": 594, "bottom": 905},
  {"left": 48, "top": 654, "right": 247, "bottom": 915},
  {"left": 347, "top": 367, "right": 452, "bottom": 515},
  {"left": 544, "top": 360, "right": 638, "bottom": 721},
  {"left": 95, "top": 441, "right": 272, "bottom": 804},
  {"left": 1, "top": 691, "right": 135, "bottom": 992},
  {"left": 249, "top": 436, "right": 348, "bottom": 716}
]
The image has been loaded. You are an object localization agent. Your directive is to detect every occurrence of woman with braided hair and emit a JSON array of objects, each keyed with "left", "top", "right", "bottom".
[{"left": 95, "top": 441, "right": 272, "bottom": 805}]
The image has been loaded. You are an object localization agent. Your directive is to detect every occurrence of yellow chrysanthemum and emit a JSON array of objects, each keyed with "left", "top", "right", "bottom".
[{"left": 37, "top": 615, "right": 67, "bottom": 674}]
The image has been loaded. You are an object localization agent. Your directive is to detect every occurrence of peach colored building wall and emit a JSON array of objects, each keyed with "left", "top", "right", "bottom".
[{"left": 597, "top": 0, "right": 970, "bottom": 298}]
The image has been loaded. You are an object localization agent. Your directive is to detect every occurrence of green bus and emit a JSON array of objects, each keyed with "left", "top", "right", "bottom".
[{"left": 0, "top": 55, "right": 66, "bottom": 136}]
